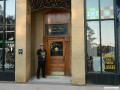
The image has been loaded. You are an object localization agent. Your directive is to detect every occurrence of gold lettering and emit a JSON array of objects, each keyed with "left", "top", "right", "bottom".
[
  {"left": 105, "top": 65, "right": 115, "bottom": 69},
  {"left": 103, "top": 54, "right": 114, "bottom": 58}
]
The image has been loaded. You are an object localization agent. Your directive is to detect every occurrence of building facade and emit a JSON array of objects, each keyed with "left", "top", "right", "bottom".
[{"left": 0, "top": 0, "right": 120, "bottom": 85}]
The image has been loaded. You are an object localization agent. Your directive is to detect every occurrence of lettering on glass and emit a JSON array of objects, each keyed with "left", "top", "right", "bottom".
[
  {"left": 103, "top": 53, "right": 116, "bottom": 72},
  {"left": 45, "top": 24, "right": 68, "bottom": 36}
]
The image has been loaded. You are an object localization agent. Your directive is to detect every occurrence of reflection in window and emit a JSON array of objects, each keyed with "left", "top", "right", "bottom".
[
  {"left": 0, "top": 0, "right": 15, "bottom": 71},
  {"left": 0, "top": 25, "right": 3, "bottom": 31},
  {"left": 6, "top": 0, "right": 15, "bottom": 24},
  {"left": 50, "top": 42, "right": 63, "bottom": 56},
  {"left": 6, "top": 25, "right": 15, "bottom": 31},
  {"left": 87, "top": 21, "right": 101, "bottom": 73},
  {"left": 101, "top": 20, "right": 115, "bottom": 73},
  {"left": 0, "top": 1, "right": 3, "bottom": 24},
  {"left": 86, "top": 0, "right": 99, "bottom": 20},
  {"left": 4, "top": 0, "right": 15, "bottom": 70},
  {"left": 0, "top": 32, "right": 3, "bottom": 70},
  {"left": 100, "top": 0, "right": 114, "bottom": 19},
  {"left": 5, "top": 32, "right": 15, "bottom": 70}
]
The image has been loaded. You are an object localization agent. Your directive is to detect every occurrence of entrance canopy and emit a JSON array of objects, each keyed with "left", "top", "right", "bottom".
[{"left": 28, "top": 0, "right": 71, "bottom": 12}]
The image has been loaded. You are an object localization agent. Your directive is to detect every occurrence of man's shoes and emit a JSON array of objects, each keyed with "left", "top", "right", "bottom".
[
  {"left": 42, "top": 76, "right": 46, "bottom": 78},
  {"left": 37, "top": 77, "right": 40, "bottom": 79}
]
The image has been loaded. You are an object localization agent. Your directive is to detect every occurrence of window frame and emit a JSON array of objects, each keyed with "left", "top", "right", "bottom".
[{"left": 85, "top": 0, "right": 118, "bottom": 75}]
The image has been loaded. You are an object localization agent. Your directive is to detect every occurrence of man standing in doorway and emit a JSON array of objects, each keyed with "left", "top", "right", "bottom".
[{"left": 36, "top": 43, "right": 47, "bottom": 79}]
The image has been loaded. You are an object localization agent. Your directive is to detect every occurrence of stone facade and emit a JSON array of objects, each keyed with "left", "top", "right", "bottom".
[
  {"left": 15, "top": 0, "right": 85, "bottom": 85},
  {"left": 71, "top": 0, "right": 85, "bottom": 85},
  {"left": 15, "top": 0, "right": 31, "bottom": 82}
]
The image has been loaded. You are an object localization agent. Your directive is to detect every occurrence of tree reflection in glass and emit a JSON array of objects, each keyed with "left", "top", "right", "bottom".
[{"left": 87, "top": 21, "right": 101, "bottom": 73}]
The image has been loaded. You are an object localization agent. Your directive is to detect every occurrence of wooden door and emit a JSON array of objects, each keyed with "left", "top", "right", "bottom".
[
  {"left": 47, "top": 39, "right": 66, "bottom": 75},
  {"left": 44, "top": 10, "right": 71, "bottom": 75}
]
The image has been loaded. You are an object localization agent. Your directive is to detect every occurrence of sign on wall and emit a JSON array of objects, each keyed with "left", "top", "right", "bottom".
[
  {"left": 45, "top": 24, "right": 68, "bottom": 36},
  {"left": 18, "top": 49, "right": 23, "bottom": 55}
]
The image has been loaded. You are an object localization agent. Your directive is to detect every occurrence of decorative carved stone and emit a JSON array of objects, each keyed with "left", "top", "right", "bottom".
[{"left": 28, "top": 0, "right": 71, "bottom": 12}]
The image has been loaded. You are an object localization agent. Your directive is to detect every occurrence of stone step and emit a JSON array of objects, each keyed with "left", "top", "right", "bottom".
[{"left": 28, "top": 76, "right": 72, "bottom": 85}]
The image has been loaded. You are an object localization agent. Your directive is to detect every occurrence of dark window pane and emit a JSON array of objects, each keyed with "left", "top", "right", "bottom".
[
  {"left": 0, "top": 32, "right": 3, "bottom": 70},
  {"left": 0, "top": 48, "right": 3, "bottom": 70},
  {"left": 101, "top": 20, "right": 116, "bottom": 73},
  {"left": 5, "top": 32, "right": 15, "bottom": 70},
  {"left": 86, "top": 0, "right": 99, "bottom": 20},
  {"left": 0, "top": 32, "right": 3, "bottom": 48},
  {"left": 87, "top": 21, "right": 101, "bottom": 73},
  {"left": 0, "top": 25, "right": 3, "bottom": 31},
  {"left": 45, "top": 24, "right": 68, "bottom": 36},
  {"left": 6, "top": 25, "right": 15, "bottom": 31},
  {"left": 6, "top": 0, "right": 15, "bottom": 24},
  {"left": 0, "top": 1, "right": 3, "bottom": 24},
  {"left": 50, "top": 42, "right": 63, "bottom": 56},
  {"left": 100, "top": 0, "right": 114, "bottom": 19}
]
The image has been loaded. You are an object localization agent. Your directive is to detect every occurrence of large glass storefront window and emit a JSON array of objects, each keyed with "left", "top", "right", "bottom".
[
  {"left": 5, "top": 0, "right": 15, "bottom": 70},
  {"left": 116, "top": 0, "right": 120, "bottom": 75},
  {"left": 0, "top": 1, "right": 3, "bottom": 24},
  {"left": 0, "top": 0, "right": 3, "bottom": 71},
  {"left": 87, "top": 21, "right": 101, "bottom": 73},
  {"left": 0, "top": 31, "right": 3, "bottom": 71},
  {"left": 101, "top": 21, "right": 115, "bottom": 73},
  {"left": 86, "top": 0, "right": 116, "bottom": 74},
  {"left": 0, "top": 0, "right": 15, "bottom": 71}
]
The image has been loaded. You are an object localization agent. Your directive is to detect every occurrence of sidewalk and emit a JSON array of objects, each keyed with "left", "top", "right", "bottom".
[
  {"left": 0, "top": 76, "right": 119, "bottom": 90},
  {"left": 0, "top": 82, "right": 119, "bottom": 90}
]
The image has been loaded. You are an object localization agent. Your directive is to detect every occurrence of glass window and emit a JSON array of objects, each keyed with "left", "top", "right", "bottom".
[
  {"left": 100, "top": 0, "right": 114, "bottom": 19},
  {"left": 0, "top": 25, "right": 3, "bottom": 31},
  {"left": 101, "top": 20, "right": 116, "bottom": 73},
  {"left": 86, "top": 0, "right": 99, "bottom": 20},
  {"left": 50, "top": 41, "right": 63, "bottom": 56},
  {"left": 5, "top": 32, "right": 15, "bottom": 70},
  {"left": 0, "top": 0, "right": 15, "bottom": 72},
  {"left": 0, "top": 32, "right": 3, "bottom": 48},
  {"left": 0, "top": 1, "right": 3, "bottom": 24},
  {"left": 0, "top": 32, "right": 3, "bottom": 70},
  {"left": 6, "top": 0, "right": 15, "bottom": 24},
  {"left": 87, "top": 21, "right": 101, "bottom": 73},
  {"left": 6, "top": 25, "right": 15, "bottom": 31}
]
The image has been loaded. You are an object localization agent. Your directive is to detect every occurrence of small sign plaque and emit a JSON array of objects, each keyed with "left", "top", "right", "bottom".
[
  {"left": 45, "top": 24, "right": 68, "bottom": 36},
  {"left": 18, "top": 49, "right": 23, "bottom": 55}
]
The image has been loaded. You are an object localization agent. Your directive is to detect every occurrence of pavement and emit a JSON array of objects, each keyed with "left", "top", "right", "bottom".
[
  {"left": 0, "top": 76, "right": 119, "bottom": 90},
  {"left": 0, "top": 82, "right": 119, "bottom": 90}
]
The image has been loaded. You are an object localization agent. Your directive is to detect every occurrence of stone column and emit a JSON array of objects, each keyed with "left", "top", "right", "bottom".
[
  {"left": 71, "top": 0, "right": 86, "bottom": 85},
  {"left": 15, "top": 0, "right": 31, "bottom": 82}
]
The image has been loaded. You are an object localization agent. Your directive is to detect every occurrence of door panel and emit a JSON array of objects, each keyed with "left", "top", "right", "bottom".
[{"left": 48, "top": 39, "right": 65, "bottom": 75}]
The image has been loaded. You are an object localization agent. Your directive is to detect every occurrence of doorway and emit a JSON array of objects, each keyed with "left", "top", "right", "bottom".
[{"left": 44, "top": 10, "right": 71, "bottom": 76}]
